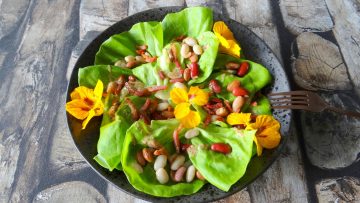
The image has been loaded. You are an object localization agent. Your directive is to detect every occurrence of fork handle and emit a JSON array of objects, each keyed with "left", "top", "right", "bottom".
[{"left": 326, "top": 106, "right": 360, "bottom": 118}]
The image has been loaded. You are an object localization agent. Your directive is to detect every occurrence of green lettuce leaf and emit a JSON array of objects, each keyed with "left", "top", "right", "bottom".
[
  {"left": 188, "top": 125, "right": 255, "bottom": 191},
  {"left": 121, "top": 119, "right": 205, "bottom": 197},
  {"left": 132, "top": 62, "right": 164, "bottom": 87},
  {"left": 248, "top": 95, "right": 272, "bottom": 115},
  {"left": 78, "top": 65, "right": 132, "bottom": 88},
  {"left": 189, "top": 31, "right": 219, "bottom": 84},
  {"left": 95, "top": 22, "right": 163, "bottom": 65},
  {"left": 162, "top": 7, "right": 213, "bottom": 44},
  {"left": 94, "top": 96, "right": 146, "bottom": 171}
]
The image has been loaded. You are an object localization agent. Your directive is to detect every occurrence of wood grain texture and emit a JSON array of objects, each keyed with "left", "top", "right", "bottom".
[
  {"left": 292, "top": 32, "right": 351, "bottom": 91},
  {"left": 0, "top": 0, "right": 30, "bottom": 40},
  {"left": 316, "top": 177, "right": 360, "bottom": 202},
  {"left": 325, "top": 0, "right": 360, "bottom": 97},
  {"left": 128, "top": 0, "right": 185, "bottom": 15},
  {"left": 215, "top": 189, "right": 251, "bottom": 203},
  {"left": 223, "top": 1, "right": 307, "bottom": 202},
  {"left": 0, "top": 0, "right": 79, "bottom": 202},
  {"left": 279, "top": 0, "right": 333, "bottom": 35},
  {"left": 248, "top": 124, "right": 308, "bottom": 203},
  {"left": 301, "top": 92, "right": 360, "bottom": 169},
  {"left": 48, "top": 95, "right": 88, "bottom": 178},
  {"left": 185, "top": 0, "right": 224, "bottom": 14},
  {"left": 33, "top": 181, "right": 106, "bottom": 203},
  {"left": 80, "top": 0, "right": 128, "bottom": 40},
  {"left": 224, "top": 0, "right": 282, "bottom": 60}
]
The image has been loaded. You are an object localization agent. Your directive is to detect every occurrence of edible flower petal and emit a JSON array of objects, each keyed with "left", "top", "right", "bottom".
[
  {"left": 246, "top": 115, "right": 281, "bottom": 156},
  {"left": 170, "top": 87, "right": 188, "bottom": 104},
  {"left": 174, "top": 102, "right": 191, "bottom": 119},
  {"left": 226, "top": 112, "right": 252, "bottom": 126},
  {"left": 188, "top": 86, "right": 209, "bottom": 106},
  {"left": 180, "top": 110, "right": 201, "bottom": 128},
  {"left": 213, "top": 21, "right": 241, "bottom": 58},
  {"left": 66, "top": 80, "right": 104, "bottom": 129}
]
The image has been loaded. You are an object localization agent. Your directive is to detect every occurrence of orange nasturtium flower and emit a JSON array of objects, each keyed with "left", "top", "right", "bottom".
[
  {"left": 213, "top": 21, "right": 241, "bottom": 58},
  {"left": 170, "top": 86, "right": 209, "bottom": 128},
  {"left": 66, "top": 80, "right": 104, "bottom": 129},
  {"left": 246, "top": 115, "right": 281, "bottom": 156}
]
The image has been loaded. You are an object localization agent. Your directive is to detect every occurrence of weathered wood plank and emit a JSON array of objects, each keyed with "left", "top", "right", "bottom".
[
  {"left": 33, "top": 181, "right": 106, "bottom": 203},
  {"left": 223, "top": 1, "right": 307, "bottom": 202},
  {"left": 48, "top": 93, "right": 88, "bottom": 177},
  {"left": 215, "top": 189, "right": 251, "bottom": 203},
  {"left": 80, "top": 0, "right": 128, "bottom": 40},
  {"left": 185, "top": 0, "right": 224, "bottom": 14},
  {"left": 279, "top": 0, "right": 333, "bottom": 35},
  {"left": 292, "top": 32, "right": 352, "bottom": 91},
  {"left": 107, "top": 183, "right": 149, "bottom": 203},
  {"left": 316, "top": 177, "right": 360, "bottom": 202},
  {"left": 248, "top": 124, "right": 308, "bottom": 203},
  {"left": 301, "top": 92, "right": 360, "bottom": 169},
  {"left": 128, "top": 0, "right": 185, "bottom": 15},
  {"left": 325, "top": 0, "right": 360, "bottom": 97},
  {"left": 224, "top": 0, "right": 282, "bottom": 60},
  {"left": 0, "top": 0, "right": 78, "bottom": 202},
  {"left": 0, "top": 0, "right": 30, "bottom": 40}
]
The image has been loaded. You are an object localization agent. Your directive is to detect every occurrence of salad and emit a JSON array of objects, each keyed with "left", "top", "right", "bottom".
[{"left": 66, "top": 7, "right": 281, "bottom": 197}]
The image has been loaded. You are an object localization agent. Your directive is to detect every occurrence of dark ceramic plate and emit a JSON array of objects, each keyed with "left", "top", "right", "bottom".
[{"left": 66, "top": 6, "right": 291, "bottom": 203}]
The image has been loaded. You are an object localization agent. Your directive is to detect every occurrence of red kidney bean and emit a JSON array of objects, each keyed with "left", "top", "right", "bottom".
[
  {"left": 189, "top": 62, "right": 199, "bottom": 78},
  {"left": 237, "top": 62, "right": 249, "bottom": 77},
  {"left": 210, "top": 143, "right": 232, "bottom": 154},
  {"left": 209, "top": 79, "right": 222, "bottom": 93},
  {"left": 232, "top": 87, "right": 249, "bottom": 96},
  {"left": 227, "top": 80, "right": 240, "bottom": 92}
]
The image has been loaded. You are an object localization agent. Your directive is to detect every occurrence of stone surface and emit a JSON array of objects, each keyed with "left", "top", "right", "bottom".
[
  {"left": 292, "top": 32, "right": 351, "bottom": 91},
  {"left": 301, "top": 92, "right": 360, "bottom": 169},
  {"left": 316, "top": 177, "right": 360, "bottom": 202},
  {"left": 279, "top": 0, "right": 333, "bottom": 35}
]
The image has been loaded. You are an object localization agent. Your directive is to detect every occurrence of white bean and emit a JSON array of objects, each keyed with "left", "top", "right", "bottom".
[
  {"left": 157, "top": 102, "right": 169, "bottom": 111},
  {"left": 186, "top": 165, "right": 196, "bottom": 182},
  {"left": 170, "top": 155, "right": 185, "bottom": 170},
  {"left": 183, "top": 37, "right": 198, "bottom": 47},
  {"left": 193, "top": 44, "right": 203, "bottom": 55},
  {"left": 156, "top": 168, "right": 169, "bottom": 184},
  {"left": 211, "top": 115, "right": 221, "bottom": 122},
  {"left": 232, "top": 96, "right": 245, "bottom": 113},
  {"left": 184, "top": 128, "right": 199, "bottom": 139},
  {"left": 180, "top": 44, "right": 191, "bottom": 58},
  {"left": 155, "top": 90, "right": 170, "bottom": 100},
  {"left": 173, "top": 82, "right": 187, "bottom": 90},
  {"left": 114, "top": 60, "right": 126, "bottom": 67},
  {"left": 135, "top": 55, "right": 144, "bottom": 63},
  {"left": 154, "top": 155, "right": 167, "bottom": 171},
  {"left": 125, "top": 55, "right": 135, "bottom": 63},
  {"left": 132, "top": 162, "right": 143, "bottom": 173}
]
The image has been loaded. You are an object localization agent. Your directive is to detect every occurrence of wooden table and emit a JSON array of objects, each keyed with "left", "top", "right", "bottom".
[{"left": 1, "top": 0, "right": 359, "bottom": 202}]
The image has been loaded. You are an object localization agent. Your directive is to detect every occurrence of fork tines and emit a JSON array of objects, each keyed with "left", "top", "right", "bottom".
[{"left": 268, "top": 91, "right": 310, "bottom": 110}]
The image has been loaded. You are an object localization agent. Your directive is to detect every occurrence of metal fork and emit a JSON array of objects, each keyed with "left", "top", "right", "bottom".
[{"left": 268, "top": 91, "right": 360, "bottom": 118}]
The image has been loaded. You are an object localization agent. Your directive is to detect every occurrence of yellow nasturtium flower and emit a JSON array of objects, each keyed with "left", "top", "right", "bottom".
[
  {"left": 170, "top": 87, "right": 209, "bottom": 128},
  {"left": 246, "top": 115, "right": 281, "bottom": 156},
  {"left": 226, "top": 112, "right": 252, "bottom": 126},
  {"left": 66, "top": 80, "right": 104, "bottom": 129},
  {"left": 213, "top": 21, "right": 241, "bottom": 58}
]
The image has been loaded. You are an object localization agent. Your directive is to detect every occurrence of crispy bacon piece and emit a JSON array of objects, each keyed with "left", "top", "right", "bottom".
[
  {"left": 170, "top": 78, "right": 185, "bottom": 83},
  {"left": 173, "top": 125, "right": 183, "bottom": 153},
  {"left": 140, "top": 98, "right": 151, "bottom": 111},
  {"left": 125, "top": 98, "right": 139, "bottom": 120},
  {"left": 147, "top": 85, "right": 167, "bottom": 92}
]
